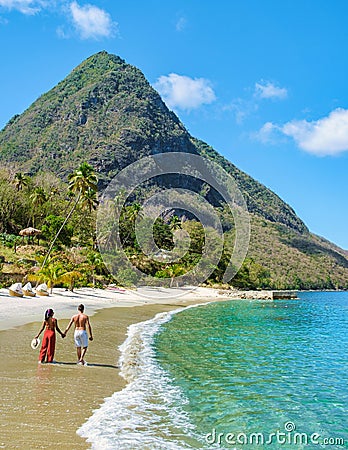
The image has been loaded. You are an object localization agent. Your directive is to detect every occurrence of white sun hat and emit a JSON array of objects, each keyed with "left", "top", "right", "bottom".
[{"left": 31, "top": 338, "right": 40, "bottom": 350}]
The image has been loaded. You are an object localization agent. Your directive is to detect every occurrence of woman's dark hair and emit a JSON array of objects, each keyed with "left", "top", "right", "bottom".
[{"left": 45, "top": 309, "right": 54, "bottom": 321}]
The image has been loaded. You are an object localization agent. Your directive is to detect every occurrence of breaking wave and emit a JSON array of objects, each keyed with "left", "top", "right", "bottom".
[{"left": 77, "top": 309, "right": 204, "bottom": 449}]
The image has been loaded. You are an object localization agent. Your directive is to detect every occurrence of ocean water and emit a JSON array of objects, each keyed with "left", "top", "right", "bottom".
[{"left": 78, "top": 292, "right": 348, "bottom": 449}]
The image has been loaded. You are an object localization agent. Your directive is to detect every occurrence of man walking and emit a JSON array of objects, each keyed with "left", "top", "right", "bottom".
[{"left": 64, "top": 304, "right": 93, "bottom": 365}]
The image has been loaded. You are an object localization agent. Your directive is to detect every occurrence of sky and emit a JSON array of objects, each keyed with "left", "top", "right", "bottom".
[{"left": 0, "top": 0, "right": 348, "bottom": 249}]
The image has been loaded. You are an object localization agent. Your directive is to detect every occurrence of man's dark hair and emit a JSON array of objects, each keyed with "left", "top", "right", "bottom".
[{"left": 78, "top": 304, "right": 84, "bottom": 312}]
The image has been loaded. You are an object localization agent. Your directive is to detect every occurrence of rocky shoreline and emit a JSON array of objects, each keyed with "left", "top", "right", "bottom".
[{"left": 219, "top": 289, "right": 298, "bottom": 300}]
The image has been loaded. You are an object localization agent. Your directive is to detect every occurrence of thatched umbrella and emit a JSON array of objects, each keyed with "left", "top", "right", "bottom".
[
  {"left": 19, "top": 227, "right": 42, "bottom": 244},
  {"left": 19, "top": 227, "right": 42, "bottom": 237}
]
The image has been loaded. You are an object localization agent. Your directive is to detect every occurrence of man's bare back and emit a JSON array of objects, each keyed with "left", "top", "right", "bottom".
[
  {"left": 64, "top": 304, "right": 93, "bottom": 365},
  {"left": 72, "top": 312, "right": 89, "bottom": 330}
]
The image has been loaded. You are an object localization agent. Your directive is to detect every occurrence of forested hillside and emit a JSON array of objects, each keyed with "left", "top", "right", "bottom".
[{"left": 0, "top": 51, "right": 347, "bottom": 290}]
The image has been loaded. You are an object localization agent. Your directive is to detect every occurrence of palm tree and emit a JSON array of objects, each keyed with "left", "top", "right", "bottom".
[
  {"left": 101, "top": 190, "right": 127, "bottom": 251},
  {"left": 81, "top": 187, "right": 99, "bottom": 213},
  {"left": 30, "top": 187, "right": 48, "bottom": 207},
  {"left": 41, "top": 162, "right": 98, "bottom": 269},
  {"left": 59, "top": 270, "right": 82, "bottom": 292},
  {"left": 27, "top": 262, "right": 65, "bottom": 294},
  {"left": 120, "top": 203, "right": 143, "bottom": 248},
  {"left": 30, "top": 187, "right": 48, "bottom": 227},
  {"left": 167, "top": 264, "right": 186, "bottom": 287},
  {"left": 13, "top": 172, "right": 29, "bottom": 191},
  {"left": 170, "top": 215, "right": 182, "bottom": 231},
  {"left": 157, "top": 263, "right": 186, "bottom": 287},
  {"left": 68, "top": 162, "right": 98, "bottom": 195},
  {"left": 86, "top": 251, "right": 104, "bottom": 287}
]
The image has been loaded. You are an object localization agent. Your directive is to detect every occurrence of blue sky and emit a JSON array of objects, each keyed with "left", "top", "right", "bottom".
[{"left": 1, "top": 1, "right": 348, "bottom": 249}]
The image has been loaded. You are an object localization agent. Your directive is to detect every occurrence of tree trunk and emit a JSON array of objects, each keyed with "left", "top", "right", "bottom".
[{"left": 41, "top": 191, "right": 81, "bottom": 270}]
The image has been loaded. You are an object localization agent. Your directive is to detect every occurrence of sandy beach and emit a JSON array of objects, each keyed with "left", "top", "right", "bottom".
[{"left": 0, "top": 286, "right": 228, "bottom": 449}]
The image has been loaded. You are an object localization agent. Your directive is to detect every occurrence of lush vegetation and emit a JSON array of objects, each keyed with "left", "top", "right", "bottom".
[
  {"left": 247, "top": 216, "right": 348, "bottom": 289},
  {"left": 0, "top": 165, "right": 105, "bottom": 290},
  {"left": 0, "top": 51, "right": 347, "bottom": 291},
  {"left": 1, "top": 163, "right": 348, "bottom": 291}
]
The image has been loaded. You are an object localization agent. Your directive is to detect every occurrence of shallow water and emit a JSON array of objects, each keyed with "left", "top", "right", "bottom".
[
  {"left": 79, "top": 292, "right": 348, "bottom": 449},
  {"left": 156, "top": 292, "right": 348, "bottom": 448}
]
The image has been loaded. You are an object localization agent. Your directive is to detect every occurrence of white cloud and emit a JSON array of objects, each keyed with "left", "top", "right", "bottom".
[
  {"left": 69, "top": 1, "right": 116, "bottom": 39},
  {"left": 223, "top": 98, "right": 258, "bottom": 124},
  {"left": 176, "top": 16, "right": 187, "bottom": 32},
  {"left": 154, "top": 73, "right": 216, "bottom": 111},
  {"left": 0, "top": 0, "right": 45, "bottom": 14},
  {"left": 256, "top": 108, "right": 348, "bottom": 156},
  {"left": 223, "top": 79, "right": 287, "bottom": 125},
  {"left": 254, "top": 121, "right": 280, "bottom": 144},
  {"left": 281, "top": 108, "right": 348, "bottom": 156},
  {"left": 56, "top": 24, "right": 69, "bottom": 39},
  {"left": 0, "top": 0, "right": 117, "bottom": 40},
  {"left": 255, "top": 80, "right": 288, "bottom": 100}
]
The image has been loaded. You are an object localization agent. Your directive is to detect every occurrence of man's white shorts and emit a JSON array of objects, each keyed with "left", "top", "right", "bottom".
[{"left": 74, "top": 330, "right": 88, "bottom": 348}]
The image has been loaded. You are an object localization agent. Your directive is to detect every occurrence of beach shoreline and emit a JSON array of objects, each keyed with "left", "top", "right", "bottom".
[
  {"left": 0, "top": 286, "right": 232, "bottom": 449},
  {"left": 0, "top": 285, "right": 300, "bottom": 448},
  {"left": 0, "top": 285, "right": 231, "bottom": 332}
]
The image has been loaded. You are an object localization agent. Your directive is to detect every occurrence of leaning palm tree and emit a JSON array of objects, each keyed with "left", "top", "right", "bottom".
[{"left": 41, "top": 162, "right": 98, "bottom": 269}]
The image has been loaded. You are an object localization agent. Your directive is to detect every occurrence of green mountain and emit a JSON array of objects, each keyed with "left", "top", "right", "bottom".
[{"left": 1, "top": 51, "right": 347, "bottom": 289}]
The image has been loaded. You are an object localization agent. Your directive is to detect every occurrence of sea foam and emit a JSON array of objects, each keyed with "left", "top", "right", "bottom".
[{"left": 77, "top": 309, "right": 202, "bottom": 449}]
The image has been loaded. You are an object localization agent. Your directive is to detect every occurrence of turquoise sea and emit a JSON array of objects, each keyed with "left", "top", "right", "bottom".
[{"left": 79, "top": 291, "right": 348, "bottom": 449}]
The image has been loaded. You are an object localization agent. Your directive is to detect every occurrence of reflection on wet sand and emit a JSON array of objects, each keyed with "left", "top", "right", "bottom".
[{"left": 0, "top": 305, "right": 173, "bottom": 449}]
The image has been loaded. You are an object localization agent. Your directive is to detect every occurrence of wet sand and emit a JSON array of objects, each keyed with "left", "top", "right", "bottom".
[{"left": 0, "top": 304, "right": 180, "bottom": 449}]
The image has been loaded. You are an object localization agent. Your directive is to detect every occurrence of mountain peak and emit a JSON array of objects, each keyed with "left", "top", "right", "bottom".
[
  {"left": 0, "top": 51, "right": 187, "bottom": 174},
  {"left": 0, "top": 52, "right": 304, "bottom": 233},
  {"left": 72, "top": 51, "right": 126, "bottom": 76}
]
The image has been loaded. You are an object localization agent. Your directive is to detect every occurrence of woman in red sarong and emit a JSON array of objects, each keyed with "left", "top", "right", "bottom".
[{"left": 35, "top": 309, "right": 65, "bottom": 363}]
